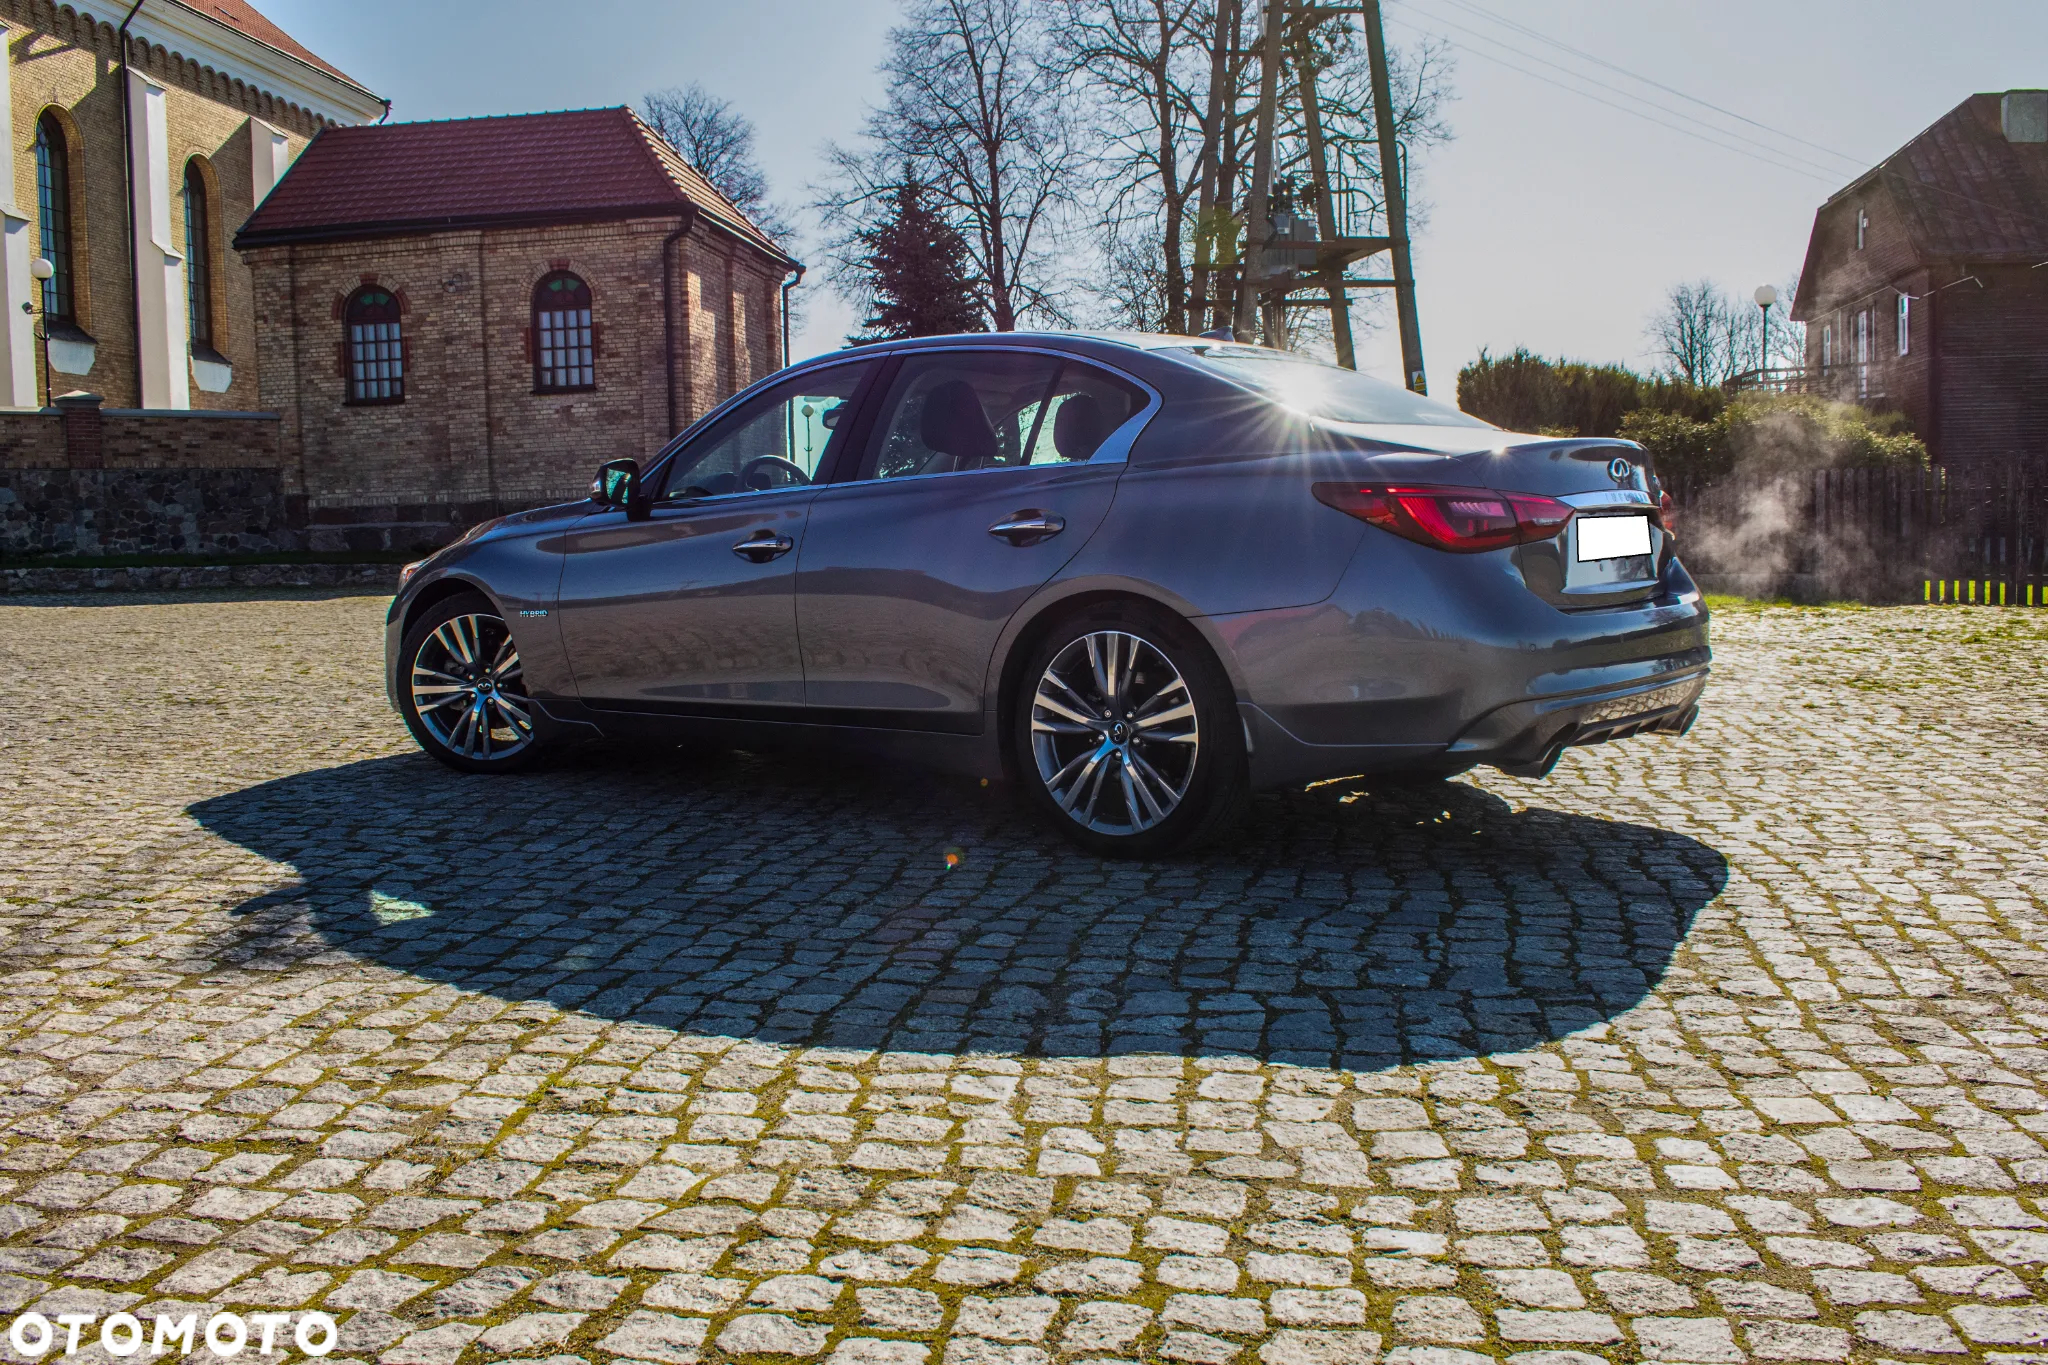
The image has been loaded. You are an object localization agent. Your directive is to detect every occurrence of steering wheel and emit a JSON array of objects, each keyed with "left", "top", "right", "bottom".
[{"left": 740, "top": 456, "right": 812, "bottom": 490}]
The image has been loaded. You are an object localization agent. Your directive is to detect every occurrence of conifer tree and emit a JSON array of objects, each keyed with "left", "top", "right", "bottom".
[{"left": 851, "top": 171, "right": 986, "bottom": 342}]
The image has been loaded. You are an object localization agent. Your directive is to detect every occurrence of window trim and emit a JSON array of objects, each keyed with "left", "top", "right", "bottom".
[
  {"left": 1897, "top": 293, "right": 1911, "bottom": 357},
  {"left": 1856, "top": 207, "right": 1868, "bottom": 250},
  {"left": 531, "top": 270, "right": 597, "bottom": 394},
  {"left": 342, "top": 285, "right": 407, "bottom": 406}
]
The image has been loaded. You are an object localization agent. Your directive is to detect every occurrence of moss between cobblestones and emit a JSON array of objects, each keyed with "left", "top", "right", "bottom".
[{"left": 1, "top": 596, "right": 2045, "bottom": 1365}]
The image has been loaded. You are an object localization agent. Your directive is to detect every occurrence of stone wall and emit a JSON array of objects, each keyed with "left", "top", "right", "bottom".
[
  {"left": 0, "top": 465, "right": 298, "bottom": 559},
  {"left": 0, "top": 399, "right": 295, "bottom": 561}
]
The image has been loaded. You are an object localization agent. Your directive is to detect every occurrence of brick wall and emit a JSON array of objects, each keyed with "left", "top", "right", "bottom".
[
  {"left": 242, "top": 216, "right": 788, "bottom": 510},
  {"left": 0, "top": 404, "right": 281, "bottom": 468},
  {"left": 1938, "top": 264, "right": 2048, "bottom": 468},
  {"left": 4, "top": 0, "right": 325, "bottom": 411}
]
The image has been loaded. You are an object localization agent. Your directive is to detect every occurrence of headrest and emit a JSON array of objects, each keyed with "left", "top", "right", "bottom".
[
  {"left": 919, "top": 380, "right": 999, "bottom": 468},
  {"left": 1053, "top": 394, "right": 1111, "bottom": 460}
]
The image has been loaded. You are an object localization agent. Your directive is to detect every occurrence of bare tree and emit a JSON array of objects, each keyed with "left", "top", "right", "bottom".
[
  {"left": 640, "top": 85, "right": 795, "bottom": 244},
  {"left": 1648, "top": 279, "right": 1737, "bottom": 385},
  {"left": 1097, "top": 230, "right": 1175, "bottom": 330},
  {"left": 816, "top": 0, "right": 1076, "bottom": 331},
  {"left": 1051, "top": 0, "right": 1217, "bottom": 334},
  {"left": 1054, "top": 3, "right": 1452, "bottom": 344},
  {"left": 1648, "top": 276, "right": 1808, "bottom": 386}
]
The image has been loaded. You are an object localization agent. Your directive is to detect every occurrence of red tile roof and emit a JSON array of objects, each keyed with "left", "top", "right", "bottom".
[
  {"left": 234, "top": 107, "right": 791, "bottom": 262},
  {"left": 170, "top": 0, "right": 366, "bottom": 90}
]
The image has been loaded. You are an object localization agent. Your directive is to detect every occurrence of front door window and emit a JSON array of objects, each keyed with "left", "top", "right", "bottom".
[{"left": 661, "top": 362, "right": 874, "bottom": 501}]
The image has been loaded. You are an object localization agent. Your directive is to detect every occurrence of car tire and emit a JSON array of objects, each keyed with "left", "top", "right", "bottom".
[
  {"left": 398, "top": 591, "right": 546, "bottom": 773},
  {"left": 1011, "top": 601, "right": 1248, "bottom": 857}
]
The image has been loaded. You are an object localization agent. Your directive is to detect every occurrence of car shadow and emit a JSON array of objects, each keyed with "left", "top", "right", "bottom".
[{"left": 187, "top": 747, "right": 1728, "bottom": 1070}]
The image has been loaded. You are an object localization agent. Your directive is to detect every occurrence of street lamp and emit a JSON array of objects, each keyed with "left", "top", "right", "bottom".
[
  {"left": 1753, "top": 283, "right": 1778, "bottom": 383},
  {"left": 28, "top": 256, "right": 53, "bottom": 407}
]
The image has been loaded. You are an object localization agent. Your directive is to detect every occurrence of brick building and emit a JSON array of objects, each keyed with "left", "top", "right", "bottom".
[
  {"left": 0, "top": 0, "right": 383, "bottom": 411},
  {"left": 233, "top": 108, "right": 798, "bottom": 533},
  {"left": 1790, "top": 90, "right": 2048, "bottom": 468}
]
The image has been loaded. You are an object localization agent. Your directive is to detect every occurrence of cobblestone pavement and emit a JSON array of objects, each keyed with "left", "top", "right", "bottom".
[{"left": 2, "top": 592, "right": 2046, "bottom": 1365}]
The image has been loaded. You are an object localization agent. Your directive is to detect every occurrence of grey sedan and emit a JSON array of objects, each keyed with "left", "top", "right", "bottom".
[{"left": 386, "top": 333, "right": 1708, "bottom": 855}]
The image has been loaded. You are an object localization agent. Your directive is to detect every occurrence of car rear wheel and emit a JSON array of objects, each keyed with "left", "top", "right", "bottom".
[
  {"left": 399, "top": 592, "right": 544, "bottom": 773},
  {"left": 1013, "top": 602, "right": 1247, "bottom": 856}
]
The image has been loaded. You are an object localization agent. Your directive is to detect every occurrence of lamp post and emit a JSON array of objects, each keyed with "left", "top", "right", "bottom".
[
  {"left": 1753, "top": 283, "right": 1778, "bottom": 386},
  {"left": 28, "top": 256, "right": 53, "bottom": 408}
]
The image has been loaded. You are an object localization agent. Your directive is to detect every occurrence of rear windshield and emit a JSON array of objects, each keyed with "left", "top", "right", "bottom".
[{"left": 1174, "top": 346, "right": 1493, "bottom": 429}]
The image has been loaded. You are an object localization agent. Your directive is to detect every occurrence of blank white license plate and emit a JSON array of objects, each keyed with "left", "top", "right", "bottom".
[{"left": 1577, "top": 515, "right": 1652, "bottom": 562}]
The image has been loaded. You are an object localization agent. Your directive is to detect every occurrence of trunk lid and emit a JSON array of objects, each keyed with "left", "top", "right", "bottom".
[{"left": 1322, "top": 430, "right": 1670, "bottom": 610}]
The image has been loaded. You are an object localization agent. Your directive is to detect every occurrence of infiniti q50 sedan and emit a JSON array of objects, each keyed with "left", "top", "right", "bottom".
[{"left": 386, "top": 332, "right": 1708, "bottom": 855}]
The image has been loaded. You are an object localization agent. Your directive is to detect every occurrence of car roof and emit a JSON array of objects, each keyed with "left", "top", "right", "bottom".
[{"left": 825, "top": 329, "right": 1280, "bottom": 358}]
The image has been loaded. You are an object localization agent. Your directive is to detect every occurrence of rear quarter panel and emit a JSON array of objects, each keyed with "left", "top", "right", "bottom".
[{"left": 1086, "top": 447, "right": 1370, "bottom": 616}]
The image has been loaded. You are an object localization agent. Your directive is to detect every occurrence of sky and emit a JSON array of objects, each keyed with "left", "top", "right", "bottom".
[{"left": 261, "top": 0, "right": 2048, "bottom": 401}]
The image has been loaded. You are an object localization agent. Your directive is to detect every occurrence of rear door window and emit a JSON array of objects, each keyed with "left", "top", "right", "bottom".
[
  {"left": 860, "top": 351, "right": 1064, "bottom": 480},
  {"left": 858, "top": 351, "right": 1148, "bottom": 479}
]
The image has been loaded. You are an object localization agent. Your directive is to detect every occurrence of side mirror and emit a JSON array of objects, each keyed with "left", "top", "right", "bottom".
[{"left": 591, "top": 458, "right": 641, "bottom": 510}]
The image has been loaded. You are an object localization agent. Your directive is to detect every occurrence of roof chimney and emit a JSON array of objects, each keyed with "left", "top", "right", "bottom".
[{"left": 2003, "top": 90, "right": 2048, "bottom": 143}]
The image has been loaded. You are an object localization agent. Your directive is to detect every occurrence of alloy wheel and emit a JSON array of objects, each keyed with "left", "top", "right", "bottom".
[
  {"left": 1029, "top": 630, "right": 1200, "bottom": 835},
  {"left": 409, "top": 613, "right": 533, "bottom": 761}
]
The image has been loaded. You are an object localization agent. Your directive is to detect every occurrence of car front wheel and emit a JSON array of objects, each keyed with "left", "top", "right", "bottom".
[
  {"left": 1013, "top": 602, "right": 1247, "bottom": 857},
  {"left": 398, "top": 591, "right": 544, "bottom": 772}
]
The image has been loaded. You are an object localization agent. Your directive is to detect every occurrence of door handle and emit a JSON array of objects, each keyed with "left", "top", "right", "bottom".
[
  {"left": 989, "top": 511, "right": 1066, "bottom": 546},
  {"left": 732, "top": 530, "right": 794, "bottom": 563}
]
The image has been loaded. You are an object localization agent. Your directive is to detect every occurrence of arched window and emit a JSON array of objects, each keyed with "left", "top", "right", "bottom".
[
  {"left": 532, "top": 271, "right": 594, "bottom": 391},
  {"left": 34, "top": 113, "right": 74, "bottom": 320},
  {"left": 183, "top": 160, "right": 214, "bottom": 347},
  {"left": 344, "top": 286, "right": 404, "bottom": 403}
]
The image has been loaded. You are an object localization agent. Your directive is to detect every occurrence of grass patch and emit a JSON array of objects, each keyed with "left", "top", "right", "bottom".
[
  {"left": 1703, "top": 593, "right": 1869, "bottom": 612},
  {"left": 2, "top": 549, "right": 414, "bottom": 570}
]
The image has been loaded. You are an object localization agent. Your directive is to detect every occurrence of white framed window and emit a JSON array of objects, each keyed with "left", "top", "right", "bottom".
[
  {"left": 1821, "top": 324, "right": 1833, "bottom": 368},
  {"left": 1897, "top": 294, "right": 1911, "bottom": 356},
  {"left": 1856, "top": 310, "right": 1871, "bottom": 397},
  {"left": 1856, "top": 208, "right": 1868, "bottom": 250}
]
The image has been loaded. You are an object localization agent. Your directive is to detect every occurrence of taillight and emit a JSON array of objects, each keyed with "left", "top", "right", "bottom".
[
  {"left": 1658, "top": 490, "right": 1677, "bottom": 539},
  {"left": 1312, "top": 483, "right": 1574, "bottom": 554}
]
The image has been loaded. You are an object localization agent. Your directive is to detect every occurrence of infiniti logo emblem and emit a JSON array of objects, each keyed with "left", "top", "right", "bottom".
[{"left": 1608, "top": 456, "right": 1634, "bottom": 483}]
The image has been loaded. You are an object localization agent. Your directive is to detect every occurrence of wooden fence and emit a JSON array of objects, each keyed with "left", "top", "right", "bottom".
[{"left": 1665, "top": 464, "right": 2047, "bottom": 606}]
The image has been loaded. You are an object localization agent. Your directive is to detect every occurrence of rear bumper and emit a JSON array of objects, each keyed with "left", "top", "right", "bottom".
[
  {"left": 1444, "top": 667, "right": 1708, "bottom": 776},
  {"left": 1215, "top": 545, "right": 1712, "bottom": 790},
  {"left": 1237, "top": 655, "right": 1708, "bottom": 789}
]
